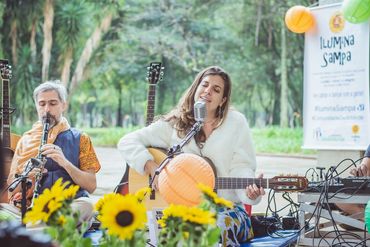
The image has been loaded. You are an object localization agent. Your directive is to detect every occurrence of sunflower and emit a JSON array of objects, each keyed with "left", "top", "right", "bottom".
[
  {"left": 158, "top": 204, "right": 187, "bottom": 228},
  {"left": 98, "top": 194, "right": 147, "bottom": 240},
  {"left": 198, "top": 183, "right": 233, "bottom": 208},
  {"left": 23, "top": 179, "right": 75, "bottom": 225},
  {"left": 62, "top": 184, "right": 79, "bottom": 200},
  {"left": 184, "top": 207, "right": 216, "bottom": 225},
  {"left": 94, "top": 193, "right": 123, "bottom": 212},
  {"left": 23, "top": 189, "right": 62, "bottom": 224},
  {"left": 159, "top": 204, "right": 216, "bottom": 227},
  {"left": 50, "top": 178, "right": 69, "bottom": 198},
  {"left": 134, "top": 187, "right": 152, "bottom": 202},
  {"left": 49, "top": 178, "right": 79, "bottom": 200},
  {"left": 57, "top": 215, "right": 66, "bottom": 226}
]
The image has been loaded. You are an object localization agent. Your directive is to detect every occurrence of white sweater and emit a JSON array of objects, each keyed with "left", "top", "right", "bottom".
[{"left": 117, "top": 110, "right": 260, "bottom": 205}]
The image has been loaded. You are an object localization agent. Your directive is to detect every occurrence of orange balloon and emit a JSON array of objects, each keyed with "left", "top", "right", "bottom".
[
  {"left": 158, "top": 153, "right": 215, "bottom": 206},
  {"left": 285, "top": 5, "right": 314, "bottom": 33}
]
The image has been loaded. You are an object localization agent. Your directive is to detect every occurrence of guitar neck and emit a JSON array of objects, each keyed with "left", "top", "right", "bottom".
[
  {"left": 215, "top": 177, "right": 270, "bottom": 190},
  {"left": 2, "top": 78, "right": 10, "bottom": 148},
  {"left": 146, "top": 84, "right": 157, "bottom": 126}
]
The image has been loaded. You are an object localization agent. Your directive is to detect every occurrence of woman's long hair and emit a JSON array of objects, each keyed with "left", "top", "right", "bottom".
[{"left": 162, "top": 66, "right": 232, "bottom": 144}]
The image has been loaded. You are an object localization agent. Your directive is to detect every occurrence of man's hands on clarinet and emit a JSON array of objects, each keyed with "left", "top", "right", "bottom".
[{"left": 41, "top": 144, "right": 67, "bottom": 167}]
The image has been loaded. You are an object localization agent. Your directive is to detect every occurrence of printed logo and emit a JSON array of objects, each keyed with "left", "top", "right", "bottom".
[{"left": 329, "top": 11, "right": 345, "bottom": 33}]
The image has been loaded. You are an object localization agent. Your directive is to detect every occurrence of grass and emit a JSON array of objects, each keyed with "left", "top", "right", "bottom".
[
  {"left": 81, "top": 126, "right": 315, "bottom": 156},
  {"left": 252, "top": 127, "right": 316, "bottom": 155},
  {"left": 81, "top": 127, "right": 140, "bottom": 147}
]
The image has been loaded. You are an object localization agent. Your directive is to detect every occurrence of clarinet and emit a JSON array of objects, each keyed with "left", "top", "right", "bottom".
[{"left": 29, "top": 113, "right": 50, "bottom": 208}]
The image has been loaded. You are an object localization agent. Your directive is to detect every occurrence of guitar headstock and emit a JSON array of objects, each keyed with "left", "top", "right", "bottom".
[
  {"left": 269, "top": 176, "right": 308, "bottom": 192},
  {"left": 0, "top": 59, "right": 12, "bottom": 80},
  {"left": 147, "top": 62, "right": 164, "bottom": 85}
]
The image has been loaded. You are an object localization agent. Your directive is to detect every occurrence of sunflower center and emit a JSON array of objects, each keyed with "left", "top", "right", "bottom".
[
  {"left": 42, "top": 201, "right": 51, "bottom": 213},
  {"left": 115, "top": 211, "right": 134, "bottom": 227}
]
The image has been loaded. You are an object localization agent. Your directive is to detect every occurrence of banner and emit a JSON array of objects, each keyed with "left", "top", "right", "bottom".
[{"left": 303, "top": 3, "right": 370, "bottom": 150}]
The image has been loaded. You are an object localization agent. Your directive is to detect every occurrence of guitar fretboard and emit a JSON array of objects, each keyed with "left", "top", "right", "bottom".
[
  {"left": 215, "top": 178, "right": 269, "bottom": 190},
  {"left": 146, "top": 84, "right": 157, "bottom": 126},
  {"left": 1, "top": 78, "right": 10, "bottom": 148}
]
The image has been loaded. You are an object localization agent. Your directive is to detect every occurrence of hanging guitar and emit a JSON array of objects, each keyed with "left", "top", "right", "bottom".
[
  {"left": 116, "top": 62, "right": 165, "bottom": 208},
  {"left": 0, "top": 59, "right": 21, "bottom": 202}
]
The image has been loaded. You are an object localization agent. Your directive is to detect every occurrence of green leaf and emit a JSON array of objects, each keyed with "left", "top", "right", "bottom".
[{"left": 206, "top": 227, "right": 221, "bottom": 245}]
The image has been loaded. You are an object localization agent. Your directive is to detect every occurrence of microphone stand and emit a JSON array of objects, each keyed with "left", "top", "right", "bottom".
[
  {"left": 8, "top": 158, "right": 45, "bottom": 221},
  {"left": 148, "top": 121, "right": 202, "bottom": 198},
  {"left": 155, "top": 121, "right": 202, "bottom": 175}
]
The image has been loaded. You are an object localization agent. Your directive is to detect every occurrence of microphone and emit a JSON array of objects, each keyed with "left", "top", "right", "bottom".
[{"left": 194, "top": 100, "right": 206, "bottom": 123}]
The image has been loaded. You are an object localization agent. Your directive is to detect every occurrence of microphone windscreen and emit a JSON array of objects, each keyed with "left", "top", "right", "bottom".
[{"left": 194, "top": 100, "right": 206, "bottom": 122}]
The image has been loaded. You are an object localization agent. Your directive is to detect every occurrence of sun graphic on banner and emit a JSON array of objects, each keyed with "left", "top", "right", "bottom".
[
  {"left": 329, "top": 11, "right": 345, "bottom": 33},
  {"left": 352, "top": 124, "right": 360, "bottom": 135}
]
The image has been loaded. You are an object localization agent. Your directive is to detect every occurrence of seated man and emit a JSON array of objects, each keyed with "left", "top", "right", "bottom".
[
  {"left": 6, "top": 80, "right": 100, "bottom": 225},
  {"left": 335, "top": 144, "right": 370, "bottom": 222}
]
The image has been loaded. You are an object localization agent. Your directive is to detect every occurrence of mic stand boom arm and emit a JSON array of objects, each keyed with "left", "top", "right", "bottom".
[
  {"left": 154, "top": 121, "right": 202, "bottom": 176},
  {"left": 148, "top": 121, "right": 202, "bottom": 198}
]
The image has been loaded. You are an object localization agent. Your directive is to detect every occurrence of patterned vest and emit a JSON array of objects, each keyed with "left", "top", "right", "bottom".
[{"left": 38, "top": 128, "right": 89, "bottom": 198}]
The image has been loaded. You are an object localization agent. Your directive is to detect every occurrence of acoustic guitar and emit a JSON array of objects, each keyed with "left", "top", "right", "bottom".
[
  {"left": 116, "top": 62, "right": 165, "bottom": 208},
  {"left": 0, "top": 59, "right": 21, "bottom": 202},
  {"left": 116, "top": 63, "right": 308, "bottom": 209}
]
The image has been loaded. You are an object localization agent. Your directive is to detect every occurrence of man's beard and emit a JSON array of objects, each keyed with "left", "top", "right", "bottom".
[{"left": 42, "top": 114, "right": 59, "bottom": 128}]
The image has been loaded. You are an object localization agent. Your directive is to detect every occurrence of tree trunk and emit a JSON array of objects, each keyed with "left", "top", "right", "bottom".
[
  {"left": 280, "top": 22, "right": 288, "bottom": 127},
  {"left": 61, "top": 47, "right": 73, "bottom": 87},
  {"left": 69, "top": 13, "right": 113, "bottom": 95},
  {"left": 10, "top": 20, "right": 17, "bottom": 66},
  {"left": 30, "top": 19, "right": 37, "bottom": 64},
  {"left": 116, "top": 83, "right": 123, "bottom": 127},
  {"left": 41, "top": 0, "right": 54, "bottom": 82},
  {"left": 254, "top": 0, "right": 263, "bottom": 46},
  {"left": 272, "top": 71, "right": 281, "bottom": 125}
]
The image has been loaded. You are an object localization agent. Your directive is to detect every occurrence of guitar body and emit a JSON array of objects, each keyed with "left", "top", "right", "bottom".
[
  {"left": 119, "top": 149, "right": 215, "bottom": 209},
  {"left": 128, "top": 148, "right": 168, "bottom": 209},
  {"left": 10, "top": 133, "right": 21, "bottom": 151},
  {"left": 0, "top": 60, "right": 20, "bottom": 202},
  {"left": 116, "top": 148, "right": 169, "bottom": 209},
  {"left": 3, "top": 133, "right": 21, "bottom": 178},
  {"left": 118, "top": 151, "right": 308, "bottom": 208}
]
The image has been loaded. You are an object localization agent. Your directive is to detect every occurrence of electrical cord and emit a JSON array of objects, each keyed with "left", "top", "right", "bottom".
[{"left": 302, "top": 157, "right": 369, "bottom": 246}]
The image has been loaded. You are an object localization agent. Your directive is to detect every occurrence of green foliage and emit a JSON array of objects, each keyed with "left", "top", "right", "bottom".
[
  {"left": 81, "top": 127, "right": 140, "bottom": 146},
  {"left": 12, "top": 124, "right": 32, "bottom": 135},
  {"left": 83, "top": 126, "right": 316, "bottom": 155},
  {"left": 1, "top": 0, "right": 314, "bottom": 129},
  {"left": 252, "top": 127, "right": 316, "bottom": 155}
]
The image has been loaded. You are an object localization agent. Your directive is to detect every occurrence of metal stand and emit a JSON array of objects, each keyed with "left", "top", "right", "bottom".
[
  {"left": 20, "top": 176, "right": 32, "bottom": 221},
  {"left": 148, "top": 121, "right": 202, "bottom": 193},
  {"left": 8, "top": 158, "right": 43, "bottom": 221}
]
